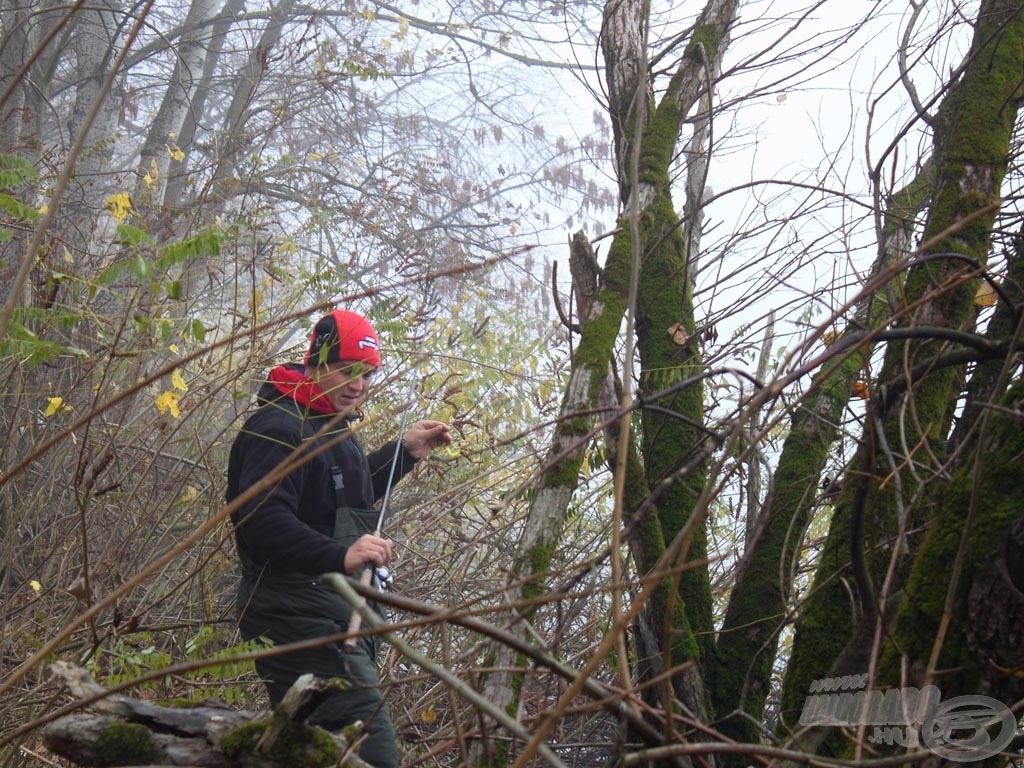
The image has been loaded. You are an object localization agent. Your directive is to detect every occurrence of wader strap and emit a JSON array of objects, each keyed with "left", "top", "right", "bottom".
[{"left": 331, "top": 465, "right": 348, "bottom": 512}]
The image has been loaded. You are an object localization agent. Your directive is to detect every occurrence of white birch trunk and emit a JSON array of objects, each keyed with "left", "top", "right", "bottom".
[{"left": 133, "top": 0, "right": 222, "bottom": 208}]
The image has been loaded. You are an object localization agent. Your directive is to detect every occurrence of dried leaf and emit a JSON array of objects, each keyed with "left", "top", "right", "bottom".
[
  {"left": 974, "top": 281, "right": 998, "bottom": 307},
  {"left": 668, "top": 322, "right": 689, "bottom": 346},
  {"left": 851, "top": 380, "right": 870, "bottom": 399},
  {"left": 66, "top": 576, "right": 88, "bottom": 602}
]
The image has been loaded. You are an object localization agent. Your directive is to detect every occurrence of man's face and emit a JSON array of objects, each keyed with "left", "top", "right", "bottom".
[{"left": 309, "top": 360, "right": 376, "bottom": 411}]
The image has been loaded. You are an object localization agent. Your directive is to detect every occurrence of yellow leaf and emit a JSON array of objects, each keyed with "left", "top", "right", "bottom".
[
  {"left": 155, "top": 390, "right": 181, "bottom": 418},
  {"left": 30, "top": 580, "right": 42, "bottom": 593},
  {"left": 168, "top": 343, "right": 179, "bottom": 354},
  {"left": 180, "top": 485, "right": 198, "bottom": 502},
  {"left": 975, "top": 281, "right": 998, "bottom": 308},
  {"left": 44, "top": 396, "right": 70, "bottom": 417},
  {"left": 166, "top": 143, "right": 185, "bottom": 162},
  {"left": 63, "top": 246, "right": 74, "bottom": 264},
  {"left": 105, "top": 192, "right": 133, "bottom": 223},
  {"left": 144, "top": 158, "right": 159, "bottom": 189},
  {"left": 171, "top": 369, "right": 188, "bottom": 392},
  {"left": 38, "top": 203, "right": 48, "bottom": 215},
  {"left": 420, "top": 706, "right": 437, "bottom": 723},
  {"left": 822, "top": 329, "right": 840, "bottom": 347}
]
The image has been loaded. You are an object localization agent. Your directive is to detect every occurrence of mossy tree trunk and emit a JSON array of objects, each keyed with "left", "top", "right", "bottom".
[
  {"left": 879, "top": 378, "right": 1024, "bottom": 766},
  {"left": 473, "top": 0, "right": 738, "bottom": 763},
  {"left": 605, "top": 0, "right": 740, "bottom": 735},
  {"left": 780, "top": 0, "right": 1024, "bottom": 749},
  {"left": 710, "top": 166, "right": 932, "bottom": 753}
]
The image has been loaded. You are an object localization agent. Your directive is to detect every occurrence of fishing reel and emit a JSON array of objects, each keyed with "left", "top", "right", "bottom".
[{"left": 374, "top": 566, "right": 395, "bottom": 590}]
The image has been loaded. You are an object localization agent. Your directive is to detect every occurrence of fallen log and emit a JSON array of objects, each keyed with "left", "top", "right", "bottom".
[{"left": 44, "top": 662, "right": 371, "bottom": 768}]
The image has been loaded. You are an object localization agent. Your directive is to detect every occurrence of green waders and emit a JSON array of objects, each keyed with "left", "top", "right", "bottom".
[{"left": 238, "top": 506, "right": 398, "bottom": 768}]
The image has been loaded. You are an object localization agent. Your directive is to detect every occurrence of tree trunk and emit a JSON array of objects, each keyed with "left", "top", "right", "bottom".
[
  {"left": 780, "top": 0, "right": 1024, "bottom": 750},
  {"left": 133, "top": 0, "right": 223, "bottom": 213},
  {"left": 713, "top": 165, "right": 932, "bottom": 750},
  {"left": 42, "top": 662, "right": 373, "bottom": 768},
  {"left": 161, "top": 0, "right": 244, "bottom": 216},
  {"left": 179, "top": 0, "right": 296, "bottom": 300},
  {"left": 471, "top": 1, "right": 741, "bottom": 764}
]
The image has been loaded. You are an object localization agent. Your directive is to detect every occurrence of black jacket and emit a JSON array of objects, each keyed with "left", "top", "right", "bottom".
[{"left": 227, "top": 365, "right": 416, "bottom": 578}]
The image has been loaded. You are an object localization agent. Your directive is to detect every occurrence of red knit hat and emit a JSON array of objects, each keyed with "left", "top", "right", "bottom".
[{"left": 304, "top": 309, "right": 381, "bottom": 368}]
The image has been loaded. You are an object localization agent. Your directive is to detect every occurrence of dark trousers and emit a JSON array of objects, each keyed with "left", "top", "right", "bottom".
[
  {"left": 239, "top": 572, "right": 398, "bottom": 768},
  {"left": 256, "top": 645, "right": 399, "bottom": 768}
]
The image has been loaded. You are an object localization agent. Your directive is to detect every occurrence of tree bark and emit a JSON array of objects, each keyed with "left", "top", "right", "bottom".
[
  {"left": 780, "top": 0, "right": 1024, "bottom": 751},
  {"left": 713, "top": 165, "right": 931, "bottom": 750},
  {"left": 42, "top": 662, "right": 372, "bottom": 768},
  {"left": 133, "top": 0, "right": 223, "bottom": 213}
]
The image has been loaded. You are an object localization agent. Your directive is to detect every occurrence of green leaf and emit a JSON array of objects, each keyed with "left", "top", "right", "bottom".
[
  {"left": 0, "top": 192, "right": 40, "bottom": 222},
  {"left": 113, "top": 223, "right": 155, "bottom": 247},
  {"left": 0, "top": 154, "right": 38, "bottom": 189},
  {"left": 132, "top": 253, "right": 151, "bottom": 280},
  {"left": 98, "top": 259, "right": 128, "bottom": 285},
  {"left": 158, "top": 228, "right": 222, "bottom": 269},
  {"left": 191, "top": 318, "right": 205, "bottom": 343},
  {"left": 0, "top": 320, "right": 83, "bottom": 366},
  {"left": 166, "top": 280, "right": 182, "bottom": 300}
]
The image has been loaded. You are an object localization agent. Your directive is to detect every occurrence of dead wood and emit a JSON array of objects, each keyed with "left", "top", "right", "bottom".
[{"left": 43, "top": 662, "right": 371, "bottom": 768}]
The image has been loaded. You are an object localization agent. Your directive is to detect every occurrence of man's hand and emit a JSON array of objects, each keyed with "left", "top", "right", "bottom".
[
  {"left": 344, "top": 533, "right": 393, "bottom": 574},
  {"left": 403, "top": 419, "right": 453, "bottom": 459}
]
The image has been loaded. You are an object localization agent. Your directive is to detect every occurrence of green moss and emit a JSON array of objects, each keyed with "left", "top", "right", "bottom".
[
  {"left": 600, "top": 221, "right": 635, "bottom": 294},
  {"left": 881, "top": 379, "right": 1024, "bottom": 694},
  {"left": 522, "top": 543, "right": 556, "bottom": 602},
  {"left": 783, "top": 4, "right": 1024, "bottom": 744},
  {"left": 155, "top": 697, "right": 202, "bottom": 708},
  {"left": 94, "top": 721, "right": 162, "bottom": 766},
  {"left": 684, "top": 20, "right": 723, "bottom": 63},
  {"left": 639, "top": 103, "right": 681, "bottom": 187},
  {"left": 541, "top": 450, "right": 584, "bottom": 491},
  {"left": 220, "top": 719, "right": 342, "bottom": 768},
  {"left": 713, "top": 389, "right": 857, "bottom": 741},
  {"left": 219, "top": 720, "right": 264, "bottom": 756}
]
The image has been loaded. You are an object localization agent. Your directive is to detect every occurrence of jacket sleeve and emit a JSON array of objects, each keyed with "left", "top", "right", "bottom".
[
  {"left": 231, "top": 424, "right": 349, "bottom": 575},
  {"left": 366, "top": 440, "right": 419, "bottom": 502}
]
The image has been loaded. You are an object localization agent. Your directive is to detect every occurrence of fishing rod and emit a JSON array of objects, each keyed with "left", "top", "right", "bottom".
[{"left": 344, "top": 377, "right": 417, "bottom": 649}]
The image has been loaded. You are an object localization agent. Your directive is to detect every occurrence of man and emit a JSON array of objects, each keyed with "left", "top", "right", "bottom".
[{"left": 227, "top": 308, "right": 451, "bottom": 768}]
